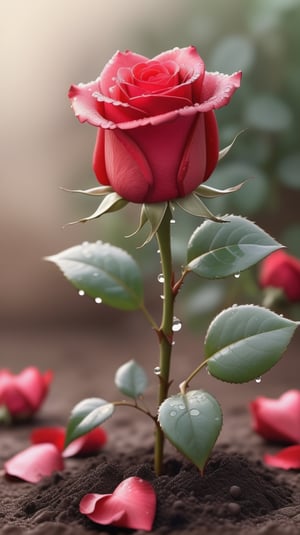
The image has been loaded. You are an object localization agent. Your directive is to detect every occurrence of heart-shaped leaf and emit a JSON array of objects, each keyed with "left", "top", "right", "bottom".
[
  {"left": 46, "top": 242, "right": 143, "bottom": 310},
  {"left": 114, "top": 360, "right": 148, "bottom": 399},
  {"left": 205, "top": 305, "right": 298, "bottom": 383},
  {"left": 186, "top": 215, "right": 282, "bottom": 279},
  {"left": 4, "top": 444, "right": 64, "bottom": 483},
  {"left": 158, "top": 390, "right": 222, "bottom": 473},
  {"left": 65, "top": 398, "right": 114, "bottom": 446},
  {"left": 80, "top": 476, "right": 156, "bottom": 531}
]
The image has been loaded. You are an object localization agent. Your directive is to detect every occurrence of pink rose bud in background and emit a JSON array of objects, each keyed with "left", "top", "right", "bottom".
[
  {"left": 0, "top": 367, "right": 53, "bottom": 421},
  {"left": 69, "top": 46, "right": 241, "bottom": 203},
  {"left": 259, "top": 250, "right": 300, "bottom": 302}
]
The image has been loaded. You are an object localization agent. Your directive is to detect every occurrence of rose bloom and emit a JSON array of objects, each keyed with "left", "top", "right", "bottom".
[
  {"left": 0, "top": 367, "right": 53, "bottom": 421},
  {"left": 259, "top": 250, "right": 300, "bottom": 302},
  {"left": 69, "top": 46, "right": 241, "bottom": 203}
]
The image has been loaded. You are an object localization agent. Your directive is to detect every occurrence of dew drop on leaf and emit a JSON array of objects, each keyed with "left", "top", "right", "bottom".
[
  {"left": 78, "top": 290, "right": 85, "bottom": 296},
  {"left": 190, "top": 409, "right": 200, "bottom": 416},
  {"left": 255, "top": 376, "right": 262, "bottom": 384},
  {"left": 94, "top": 297, "right": 102, "bottom": 304},
  {"left": 234, "top": 273, "right": 241, "bottom": 279}
]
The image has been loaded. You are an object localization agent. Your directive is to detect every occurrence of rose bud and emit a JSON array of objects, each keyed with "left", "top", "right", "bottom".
[
  {"left": 69, "top": 46, "right": 241, "bottom": 204},
  {"left": 0, "top": 367, "right": 53, "bottom": 422},
  {"left": 259, "top": 250, "right": 300, "bottom": 303}
]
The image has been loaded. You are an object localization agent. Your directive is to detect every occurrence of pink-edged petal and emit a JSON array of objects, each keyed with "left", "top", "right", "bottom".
[
  {"left": 195, "top": 70, "right": 242, "bottom": 111},
  {"left": 264, "top": 446, "right": 300, "bottom": 470},
  {"left": 31, "top": 427, "right": 66, "bottom": 452},
  {"left": 63, "top": 427, "right": 107, "bottom": 458},
  {"left": 15, "top": 367, "right": 53, "bottom": 412},
  {"left": 102, "top": 129, "right": 153, "bottom": 203},
  {"left": 4, "top": 444, "right": 64, "bottom": 483},
  {"left": 250, "top": 390, "right": 300, "bottom": 444},
  {"left": 80, "top": 477, "right": 156, "bottom": 531}
]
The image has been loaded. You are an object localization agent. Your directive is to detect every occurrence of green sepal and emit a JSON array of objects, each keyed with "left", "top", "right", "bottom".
[
  {"left": 61, "top": 185, "right": 114, "bottom": 196},
  {"left": 218, "top": 130, "right": 245, "bottom": 161},
  {"left": 65, "top": 397, "right": 115, "bottom": 446},
  {"left": 174, "top": 193, "right": 224, "bottom": 221},
  {"left": 204, "top": 305, "right": 298, "bottom": 383},
  {"left": 69, "top": 192, "right": 128, "bottom": 225},
  {"left": 194, "top": 181, "right": 245, "bottom": 198},
  {"left": 158, "top": 390, "right": 222, "bottom": 474}
]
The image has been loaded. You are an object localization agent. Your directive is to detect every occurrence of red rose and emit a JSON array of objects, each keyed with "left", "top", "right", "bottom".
[
  {"left": 0, "top": 367, "right": 53, "bottom": 421},
  {"left": 69, "top": 46, "right": 241, "bottom": 203},
  {"left": 259, "top": 250, "right": 300, "bottom": 302}
]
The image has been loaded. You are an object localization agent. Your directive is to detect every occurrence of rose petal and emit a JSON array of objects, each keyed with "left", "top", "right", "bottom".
[
  {"left": 31, "top": 426, "right": 107, "bottom": 457},
  {"left": 264, "top": 445, "right": 300, "bottom": 470},
  {"left": 31, "top": 427, "right": 66, "bottom": 452},
  {"left": 4, "top": 444, "right": 64, "bottom": 483},
  {"left": 80, "top": 476, "right": 156, "bottom": 531},
  {"left": 250, "top": 390, "right": 300, "bottom": 444},
  {"left": 63, "top": 427, "right": 107, "bottom": 457}
]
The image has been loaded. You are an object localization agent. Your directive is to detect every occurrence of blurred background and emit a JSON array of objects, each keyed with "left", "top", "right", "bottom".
[{"left": 1, "top": 0, "right": 300, "bottom": 330}]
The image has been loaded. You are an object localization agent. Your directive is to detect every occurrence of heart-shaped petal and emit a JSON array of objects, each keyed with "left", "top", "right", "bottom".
[
  {"left": 31, "top": 426, "right": 107, "bottom": 457},
  {"left": 80, "top": 476, "right": 156, "bottom": 531},
  {"left": 4, "top": 443, "right": 64, "bottom": 483},
  {"left": 264, "top": 445, "right": 300, "bottom": 470},
  {"left": 250, "top": 390, "right": 300, "bottom": 444}
]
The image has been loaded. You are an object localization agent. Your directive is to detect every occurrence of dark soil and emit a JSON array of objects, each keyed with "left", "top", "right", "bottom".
[{"left": 1, "top": 320, "right": 300, "bottom": 534}]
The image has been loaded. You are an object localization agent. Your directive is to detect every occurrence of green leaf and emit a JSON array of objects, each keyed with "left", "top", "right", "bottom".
[
  {"left": 114, "top": 359, "right": 148, "bottom": 399},
  {"left": 186, "top": 215, "right": 282, "bottom": 279},
  {"left": 204, "top": 305, "right": 298, "bottom": 383},
  {"left": 46, "top": 241, "right": 143, "bottom": 310},
  {"left": 65, "top": 397, "right": 114, "bottom": 446},
  {"left": 158, "top": 390, "right": 222, "bottom": 474}
]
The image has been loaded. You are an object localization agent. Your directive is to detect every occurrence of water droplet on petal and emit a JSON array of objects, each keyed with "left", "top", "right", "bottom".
[
  {"left": 95, "top": 297, "right": 102, "bottom": 304},
  {"left": 255, "top": 376, "right": 262, "bottom": 384},
  {"left": 78, "top": 290, "right": 85, "bottom": 296},
  {"left": 157, "top": 273, "right": 165, "bottom": 283},
  {"left": 154, "top": 366, "right": 161, "bottom": 375},
  {"left": 172, "top": 316, "right": 182, "bottom": 332},
  {"left": 234, "top": 273, "right": 240, "bottom": 279}
]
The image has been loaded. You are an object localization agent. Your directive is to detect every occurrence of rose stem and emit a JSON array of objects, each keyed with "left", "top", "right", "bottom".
[{"left": 154, "top": 205, "right": 175, "bottom": 475}]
